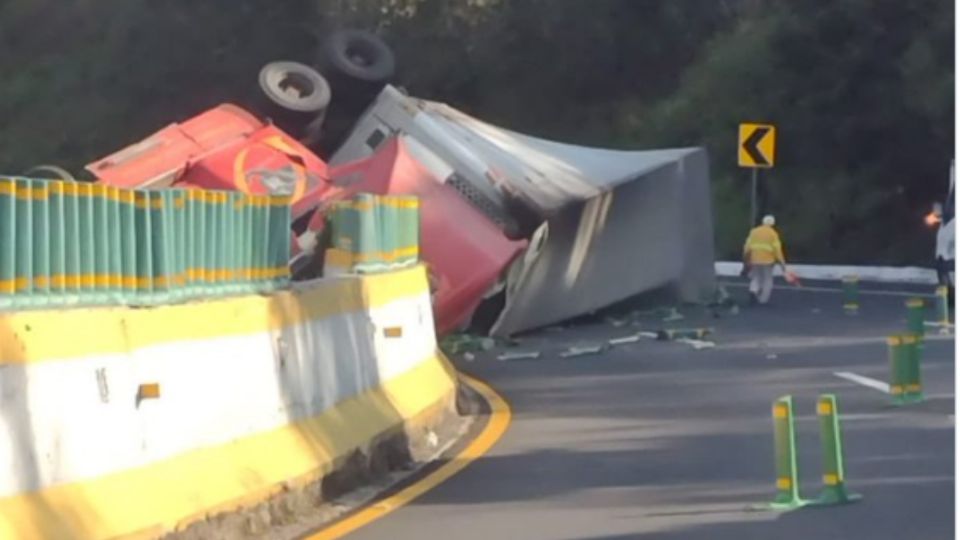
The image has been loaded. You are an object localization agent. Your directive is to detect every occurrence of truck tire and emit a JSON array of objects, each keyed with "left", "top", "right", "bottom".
[
  {"left": 320, "top": 29, "right": 396, "bottom": 84},
  {"left": 257, "top": 61, "right": 331, "bottom": 137}
]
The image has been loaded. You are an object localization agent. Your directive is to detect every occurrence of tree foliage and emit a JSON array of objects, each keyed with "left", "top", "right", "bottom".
[{"left": 0, "top": 0, "right": 953, "bottom": 264}]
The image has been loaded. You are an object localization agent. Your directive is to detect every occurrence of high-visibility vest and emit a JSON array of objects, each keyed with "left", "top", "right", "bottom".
[{"left": 744, "top": 225, "right": 785, "bottom": 265}]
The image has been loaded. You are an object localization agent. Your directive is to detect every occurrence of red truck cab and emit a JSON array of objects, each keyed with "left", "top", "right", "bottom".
[{"left": 86, "top": 103, "right": 524, "bottom": 334}]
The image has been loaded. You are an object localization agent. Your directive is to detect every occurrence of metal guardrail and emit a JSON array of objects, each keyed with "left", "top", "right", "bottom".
[{"left": 0, "top": 177, "right": 290, "bottom": 309}]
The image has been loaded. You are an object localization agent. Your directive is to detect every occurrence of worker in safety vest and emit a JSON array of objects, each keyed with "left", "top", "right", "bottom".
[{"left": 743, "top": 215, "right": 788, "bottom": 305}]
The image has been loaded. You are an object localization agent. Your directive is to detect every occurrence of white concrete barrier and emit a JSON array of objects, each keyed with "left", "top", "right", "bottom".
[
  {"left": 715, "top": 261, "right": 938, "bottom": 285},
  {"left": 0, "top": 265, "right": 455, "bottom": 540}
]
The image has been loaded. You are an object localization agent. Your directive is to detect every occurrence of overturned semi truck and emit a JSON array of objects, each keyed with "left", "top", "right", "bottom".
[
  {"left": 323, "top": 85, "right": 717, "bottom": 335},
  {"left": 37, "top": 31, "right": 716, "bottom": 336}
]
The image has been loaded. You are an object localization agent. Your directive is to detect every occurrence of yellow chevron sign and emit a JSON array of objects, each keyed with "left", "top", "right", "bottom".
[{"left": 739, "top": 123, "right": 776, "bottom": 168}]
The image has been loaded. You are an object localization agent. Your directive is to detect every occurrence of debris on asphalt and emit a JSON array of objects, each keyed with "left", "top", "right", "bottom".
[
  {"left": 559, "top": 344, "right": 609, "bottom": 358},
  {"left": 765, "top": 353, "right": 779, "bottom": 360},
  {"left": 497, "top": 351, "right": 542, "bottom": 361},
  {"left": 706, "top": 286, "right": 741, "bottom": 318},
  {"left": 717, "top": 285, "right": 731, "bottom": 302},
  {"left": 605, "top": 316, "right": 629, "bottom": 328},
  {"left": 500, "top": 337, "right": 524, "bottom": 347},
  {"left": 662, "top": 308, "right": 685, "bottom": 322},
  {"left": 463, "top": 352, "right": 476, "bottom": 362},
  {"left": 677, "top": 338, "right": 716, "bottom": 350},
  {"left": 656, "top": 328, "right": 713, "bottom": 341},
  {"left": 638, "top": 331, "right": 659, "bottom": 339},
  {"left": 439, "top": 334, "right": 482, "bottom": 355},
  {"left": 608, "top": 335, "right": 641, "bottom": 346},
  {"left": 441, "top": 334, "right": 518, "bottom": 355}
]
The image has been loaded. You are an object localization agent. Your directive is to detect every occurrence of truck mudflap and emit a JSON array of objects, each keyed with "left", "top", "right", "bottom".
[{"left": 490, "top": 148, "right": 716, "bottom": 336}]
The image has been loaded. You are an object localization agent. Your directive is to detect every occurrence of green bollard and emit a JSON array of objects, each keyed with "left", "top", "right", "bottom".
[
  {"left": 935, "top": 286, "right": 952, "bottom": 329},
  {"left": 905, "top": 298, "right": 926, "bottom": 338},
  {"left": 901, "top": 334, "right": 924, "bottom": 404},
  {"left": 887, "top": 336, "right": 910, "bottom": 406},
  {"left": 760, "top": 396, "right": 810, "bottom": 510},
  {"left": 811, "top": 394, "right": 862, "bottom": 506},
  {"left": 842, "top": 275, "right": 859, "bottom": 314}
]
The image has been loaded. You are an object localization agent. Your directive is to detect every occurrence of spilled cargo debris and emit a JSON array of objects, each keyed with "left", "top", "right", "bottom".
[
  {"left": 656, "top": 328, "right": 713, "bottom": 341},
  {"left": 661, "top": 309, "right": 686, "bottom": 323},
  {"left": 677, "top": 338, "right": 716, "bottom": 350},
  {"left": 605, "top": 317, "right": 629, "bottom": 328},
  {"left": 497, "top": 351, "right": 542, "bottom": 361},
  {"left": 559, "top": 344, "right": 609, "bottom": 358},
  {"left": 608, "top": 335, "right": 642, "bottom": 346}
]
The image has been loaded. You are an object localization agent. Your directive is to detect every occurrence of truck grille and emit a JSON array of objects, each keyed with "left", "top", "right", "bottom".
[{"left": 447, "top": 174, "right": 508, "bottom": 227}]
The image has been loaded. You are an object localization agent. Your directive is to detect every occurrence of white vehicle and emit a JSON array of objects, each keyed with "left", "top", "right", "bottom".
[{"left": 929, "top": 160, "right": 955, "bottom": 303}]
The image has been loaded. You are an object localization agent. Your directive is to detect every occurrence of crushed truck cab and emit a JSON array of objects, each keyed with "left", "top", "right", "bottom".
[{"left": 85, "top": 103, "right": 524, "bottom": 334}]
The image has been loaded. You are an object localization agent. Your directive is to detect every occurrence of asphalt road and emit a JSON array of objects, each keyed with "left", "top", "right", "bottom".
[{"left": 343, "top": 280, "right": 955, "bottom": 540}]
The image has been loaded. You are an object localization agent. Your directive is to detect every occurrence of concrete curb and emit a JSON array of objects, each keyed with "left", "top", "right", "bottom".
[{"left": 715, "top": 262, "right": 938, "bottom": 285}]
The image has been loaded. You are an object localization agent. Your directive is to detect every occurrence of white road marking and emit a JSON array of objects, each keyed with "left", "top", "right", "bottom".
[{"left": 834, "top": 371, "right": 890, "bottom": 394}]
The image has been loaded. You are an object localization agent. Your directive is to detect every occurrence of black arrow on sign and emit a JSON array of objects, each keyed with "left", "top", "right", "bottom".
[{"left": 742, "top": 127, "right": 771, "bottom": 166}]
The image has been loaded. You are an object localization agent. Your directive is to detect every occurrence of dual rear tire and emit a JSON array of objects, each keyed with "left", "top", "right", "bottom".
[{"left": 257, "top": 29, "right": 395, "bottom": 146}]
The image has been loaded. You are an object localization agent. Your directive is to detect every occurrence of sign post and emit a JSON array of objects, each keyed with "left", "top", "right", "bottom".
[{"left": 738, "top": 123, "right": 776, "bottom": 226}]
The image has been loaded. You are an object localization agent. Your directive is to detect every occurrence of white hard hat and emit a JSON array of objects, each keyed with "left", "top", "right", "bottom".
[{"left": 762, "top": 215, "right": 776, "bottom": 226}]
